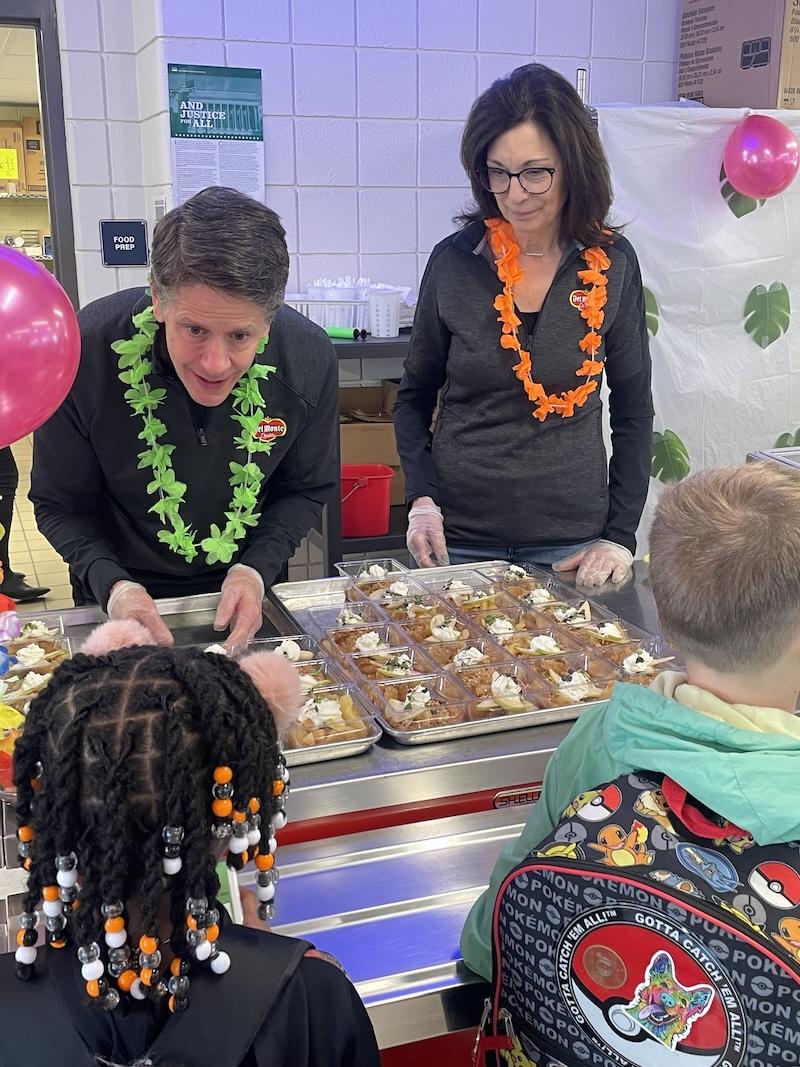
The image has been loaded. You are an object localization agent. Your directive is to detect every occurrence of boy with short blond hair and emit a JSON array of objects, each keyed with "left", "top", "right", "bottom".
[{"left": 461, "top": 463, "right": 800, "bottom": 979}]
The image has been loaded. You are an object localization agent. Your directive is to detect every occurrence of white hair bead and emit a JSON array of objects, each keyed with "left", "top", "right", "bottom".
[
  {"left": 81, "top": 959, "right": 104, "bottom": 981},
  {"left": 104, "top": 930, "right": 127, "bottom": 949},
  {"left": 195, "top": 940, "right": 213, "bottom": 961},
  {"left": 228, "top": 835, "right": 248, "bottom": 854},
  {"left": 130, "top": 978, "right": 146, "bottom": 1000},
  {"left": 267, "top": 836, "right": 277, "bottom": 855},
  {"left": 43, "top": 900, "right": 63, "bottom": 918},
  {"left": 162, "top": 856, "right": 182, "bottom": 876},
  {"left": 15, "top": 946, "right": 37, "bottom": 965},
  {"left": 247, "top": 828, "right": 261, "bottom": 846},
  {"left": 272, "top": 811, "right": 287, "bottom": 831},
  {"left": 256, "top": 883, "right": 275, "bottom": 903},
  {"left": 210, "top": 951, "right": 230, "bottom": 974},
  {"left": 56, "top": 868, "right": 78, "bottom": 888}
]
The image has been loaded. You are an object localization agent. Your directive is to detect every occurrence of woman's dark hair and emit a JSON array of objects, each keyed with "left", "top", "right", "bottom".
[
  {"left": 458, "top": 63, "right": 614, "bottom": 246},
  {"left": 150, "top": 186, "right": 290, "bottom": 323},
  {"left": 13, "top": 646, "right": 281, "bottom": 961}
]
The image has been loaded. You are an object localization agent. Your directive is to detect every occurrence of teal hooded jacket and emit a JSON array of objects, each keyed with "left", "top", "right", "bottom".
[{"left": 460, "top": 679, "right": 800, "bottom": 979}]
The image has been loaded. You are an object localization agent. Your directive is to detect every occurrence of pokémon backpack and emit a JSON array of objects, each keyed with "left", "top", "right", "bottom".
[{"left": 475, "top": 771, "right": 800, "bottom": 1067}]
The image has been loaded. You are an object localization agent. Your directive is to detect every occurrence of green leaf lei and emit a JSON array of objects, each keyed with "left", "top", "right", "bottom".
[{"left": 112, "top": 305, "right": 276, "bottom": 566}]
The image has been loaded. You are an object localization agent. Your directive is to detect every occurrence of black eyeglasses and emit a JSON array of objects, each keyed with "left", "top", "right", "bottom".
[{"left": 480, "top": 166, "right": 557, "bottom": 195}]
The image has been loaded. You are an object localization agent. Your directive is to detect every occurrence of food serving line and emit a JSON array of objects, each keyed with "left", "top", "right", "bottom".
[{"left": 0, "top": 562, "right": 663, "bottom": 1062}]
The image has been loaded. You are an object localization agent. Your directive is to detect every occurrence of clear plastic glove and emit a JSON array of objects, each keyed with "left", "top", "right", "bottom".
[
  {"left": 406, "top": 498, "right": 449, "bottom": 568},
  {"left": 552, "top": 539, "right": 633, "bottom": 588},
  {"left": 106, "top": 580, "right": 174, "bottom": 646},
  {"left": 214, "top": 564, "right": 265, "bottom": 651}
]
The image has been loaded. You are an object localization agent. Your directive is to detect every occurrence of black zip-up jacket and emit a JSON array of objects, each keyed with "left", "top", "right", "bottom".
[
  {"left": 393, "top": 221, "right": 654, "bottom": 553},
  {"left": 31, "top": 288, "right": 338, "bottom": 608}
]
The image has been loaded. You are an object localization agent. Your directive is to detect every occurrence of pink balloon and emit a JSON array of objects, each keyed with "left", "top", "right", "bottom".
[
  {"left": 723, "top": 114, "right": 800, "bottom": 199},
  {"left": 0, "top": 247, "right": 80, "bottom": 448}
]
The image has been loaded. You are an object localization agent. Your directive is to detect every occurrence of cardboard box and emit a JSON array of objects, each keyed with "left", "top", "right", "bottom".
[
  {"left": 679, "top": 0, "right": 800, "bottom": 109},
  {"left": 21, "top": 116, "right": 46, "bottom": 193},
  {"left": 339, "top": 383, "right": 406, "bottom": 506},
  {"left": 0, "top": 124, "right": 26, "bottom": 194}
]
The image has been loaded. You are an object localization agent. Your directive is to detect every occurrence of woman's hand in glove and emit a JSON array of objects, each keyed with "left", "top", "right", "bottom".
[
  {"left": 552, "top": 540, "right": 633, "bottom": 587},
  {"left": 406, "top": 498, "right": 449, "bottom": 568}
]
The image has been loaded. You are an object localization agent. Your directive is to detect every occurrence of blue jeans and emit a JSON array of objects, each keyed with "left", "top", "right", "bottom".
[{"left": 444, "top": 540, "right": 598, "bottom": 569}]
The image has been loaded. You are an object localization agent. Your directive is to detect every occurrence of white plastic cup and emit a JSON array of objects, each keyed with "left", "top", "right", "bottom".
[{"left": 368, "top": 290, "right": 402, "bottom": 338}]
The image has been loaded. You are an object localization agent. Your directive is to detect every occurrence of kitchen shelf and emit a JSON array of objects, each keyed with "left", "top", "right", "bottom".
[{"left": 322, "top": 335, "right": 412, "bottom": 570}]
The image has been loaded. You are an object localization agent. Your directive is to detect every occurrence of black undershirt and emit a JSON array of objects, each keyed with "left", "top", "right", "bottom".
[{"left": 518, "top": 310, "right": 539, "bottom": 338}]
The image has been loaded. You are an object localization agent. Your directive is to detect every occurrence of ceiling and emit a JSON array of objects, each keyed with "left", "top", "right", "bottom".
[{"left": 0, "top": 26, "right": 40, "bottom": 107}]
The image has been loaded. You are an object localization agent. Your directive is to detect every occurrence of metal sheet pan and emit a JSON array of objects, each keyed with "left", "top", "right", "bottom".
[{"left": 372, "top": 698, "right": 596, "bottom": 745}]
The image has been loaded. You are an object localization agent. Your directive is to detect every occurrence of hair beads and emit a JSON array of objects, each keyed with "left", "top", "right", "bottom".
[{"left": 11, "top": 645, "right": 284, "bottom": 1010}]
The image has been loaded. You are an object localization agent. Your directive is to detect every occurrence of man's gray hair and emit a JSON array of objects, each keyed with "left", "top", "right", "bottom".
[{"left": 149, "top": 186, "right": 289, "bottom": 324}]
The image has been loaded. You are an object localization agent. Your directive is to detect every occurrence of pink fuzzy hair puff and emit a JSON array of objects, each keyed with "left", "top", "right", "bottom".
[
  {"left": 80, "top": 619, "right": 155, "bottom": 655},
  {"left": 238, "top": 651, "right": 303, "bottom": 739}
]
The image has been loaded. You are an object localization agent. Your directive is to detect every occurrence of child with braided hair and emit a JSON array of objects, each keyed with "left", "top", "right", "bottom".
[{"left": 0, "top": 619, "right": 380, "bottom": 1067}]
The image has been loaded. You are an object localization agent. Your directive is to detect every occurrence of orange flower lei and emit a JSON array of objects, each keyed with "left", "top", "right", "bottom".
[{"left": 485, "top": 217, "right": 611, "bottom": 422}]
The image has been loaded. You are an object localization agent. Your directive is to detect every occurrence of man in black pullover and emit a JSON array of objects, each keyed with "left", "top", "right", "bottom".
[{"left": 31, "top": 187, "right": 337, "bottom": 648}]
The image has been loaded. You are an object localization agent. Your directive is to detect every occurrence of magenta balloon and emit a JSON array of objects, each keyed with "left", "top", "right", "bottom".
[
  {"left": 0, "top": 247, "right": 81, "bottom": 448},
  {"left": 723, "top": 114, "right": 800, "bottom": 199}
]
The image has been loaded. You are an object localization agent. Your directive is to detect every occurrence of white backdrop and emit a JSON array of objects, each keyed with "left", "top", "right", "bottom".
[{"left": 597, "top": 105, "right": 800, "bottom": 554}]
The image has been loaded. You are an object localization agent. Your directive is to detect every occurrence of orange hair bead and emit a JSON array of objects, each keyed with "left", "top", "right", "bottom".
[
  {"left": 272, "top": 780, "right": 285, "bottom": 796},
  {"left": 213, "top": 766, "right": 233, "bottom": 784},
  {"left": 50, "top": 938, "right": 66, "bottom": 950},
  {"left": 30, "top": 777, "right": 41, "bottom": 792},
  {"left": 168, "top": 994, "right": 176, "bottom": 1013},
  {"left": 212, "top": 798, "right": 233, "bottom": 818},
  {"left": 255, "top": 853, "right": 274, "bottom": 872},
  {"left": 16, "top": 930, "right": 26, "bottom": 946},
  {"left": 42, "top": 885, "right": 59, "bottom": 902},
  {"left": 140, "top": 967, "right": 154, "bottom": 987},
  {"left": 186, "top": 915, "right": 198, "bottom": 931},
  {"left": 240, "top": 850, "right": 249, "bottom": 865},
  {"left": 86, "top": 979, "right": 100, "bottom": 998},
  {"left": 248, "top": 798, "right": 261, "bottom": 814},
  {"left": 104, "top": 916, "right": 125, "bottom": 934},
  {"left": 22, "top": 858, "right": 32, "bottom": 872},
  {"left": 139, "top": 934, "right": 158, "bottom": 955},
  {"left": 232, "top": 809, "right": 247, "bottom": 823},
  {"left": 118, "top": 969, "right": 137, "bottom": 993},
  {"left": 170, "top": 958, "right": 183, "bottom": 977},
  {"left": 206, "top": 924, "right": 219, "bottom": 943},
  {"left": 17, "top": 825, "right": 33, "bottom": 843}
]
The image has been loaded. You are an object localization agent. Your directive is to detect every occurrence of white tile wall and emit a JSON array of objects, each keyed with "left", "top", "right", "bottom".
[{"left": 56, "top": 0, "right": 682, "bottom": 306}]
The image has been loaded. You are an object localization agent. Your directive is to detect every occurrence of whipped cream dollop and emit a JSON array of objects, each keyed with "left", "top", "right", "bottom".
[
  {"left": 430, "top": 616, "right": 462, "bottom": 641},
  {"left": 384, "top": 580, "right": 410, "bottom": 599},
  {"left": 622, "top": 649, "right": 656, "bottom": 675},
  {"left": 20, "top": 620, "right": 57, "bottom": 639},
  {"left": 403, "top": 684, "right": 432, "bottom": 711},
  {"left": 19, "top": 671, "right": 47, "bottom": 694},
  {"left": 381, "top": 653, "right": 413, "bottom": 675},
  {"left": 453, "top": 646, "right": 487, "bottom": 667},
  {"left": 361, "top": 563, "right": 388, "bottom": 579},
  {"left": 487, "top": 615, "right": 515, "bottom": 637},
  {"left": 300, "top": 695, "right": 344, "bottom": 728},
  {"left": 14, "top": 644, "right": 47, "bottom": 668},
  {"left": 275, "top": 639, "right": 302, "bottom": 661},
  {"left": 523, "top": 588, "right": 555, "bottom": 606},
  {"left": 491, "top": 672, "right": 522, "bottom": 701},
  {"left": 558, "top": 671, "right": 602, "bottom": 701},
  {"left": 337, "top": 606, "right": 364, "bottom": 626},
  {"left": 443, "top": 579, "right": 472, "bottom": 598},
  {"left": 204, "top": 643, "right": 228, "bottom": 655},
  {"left": 528, "top": 634, "right": 561, "bottom": 655},
  {"left": 505, "top": 565, "right": 529, "bottom": 580},
  {"left": 554, "top": 604, "right": 589, "bottom": 624},
  {"left": 299, "top": 672, "right": 322, "bottom": 694},
  {"left": 355, "top": 630, "right": 386, "bottom": 653}
]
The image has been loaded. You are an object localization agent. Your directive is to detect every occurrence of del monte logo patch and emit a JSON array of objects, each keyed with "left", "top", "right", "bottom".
[{"left": 253, "top": 417, "right": 287, "bottom": 443}]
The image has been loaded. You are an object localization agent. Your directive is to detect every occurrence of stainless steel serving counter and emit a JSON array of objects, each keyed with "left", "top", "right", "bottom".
[{"left": 0, "top": 565, "right": 661, "bottom": 1051}]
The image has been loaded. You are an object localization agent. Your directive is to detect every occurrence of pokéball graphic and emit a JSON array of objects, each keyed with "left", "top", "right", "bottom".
[
  {"left": 748, "top": 862, "right": 800, "bottom": 910},
  {"left": 571, "top": 785, "right": 623, "bottom": 822}
]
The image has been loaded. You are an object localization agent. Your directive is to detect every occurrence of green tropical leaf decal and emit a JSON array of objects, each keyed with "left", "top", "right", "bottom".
[
  {"left": 643, "top": 286, "right": 659, "bottom": 337},
  {"left": 719, "top": 162, "right": 766, "bottom": 219},
  {"left": 744, "top": 282, "right": 791, "bottom": 350},
  {"left": 774, "top": 428, "right": 800, "bottom": 448},
  {"left": 651, "top": 430, "right": 691, "bottom": 484}
]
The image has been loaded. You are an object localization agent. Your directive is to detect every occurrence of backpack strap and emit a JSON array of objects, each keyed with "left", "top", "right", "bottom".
[
  {"left": 661, "top": 776, "right": 747, "bottom": 840},
  {"left": 147, "top": 927, "right": 312, "bottom": 1066}
]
